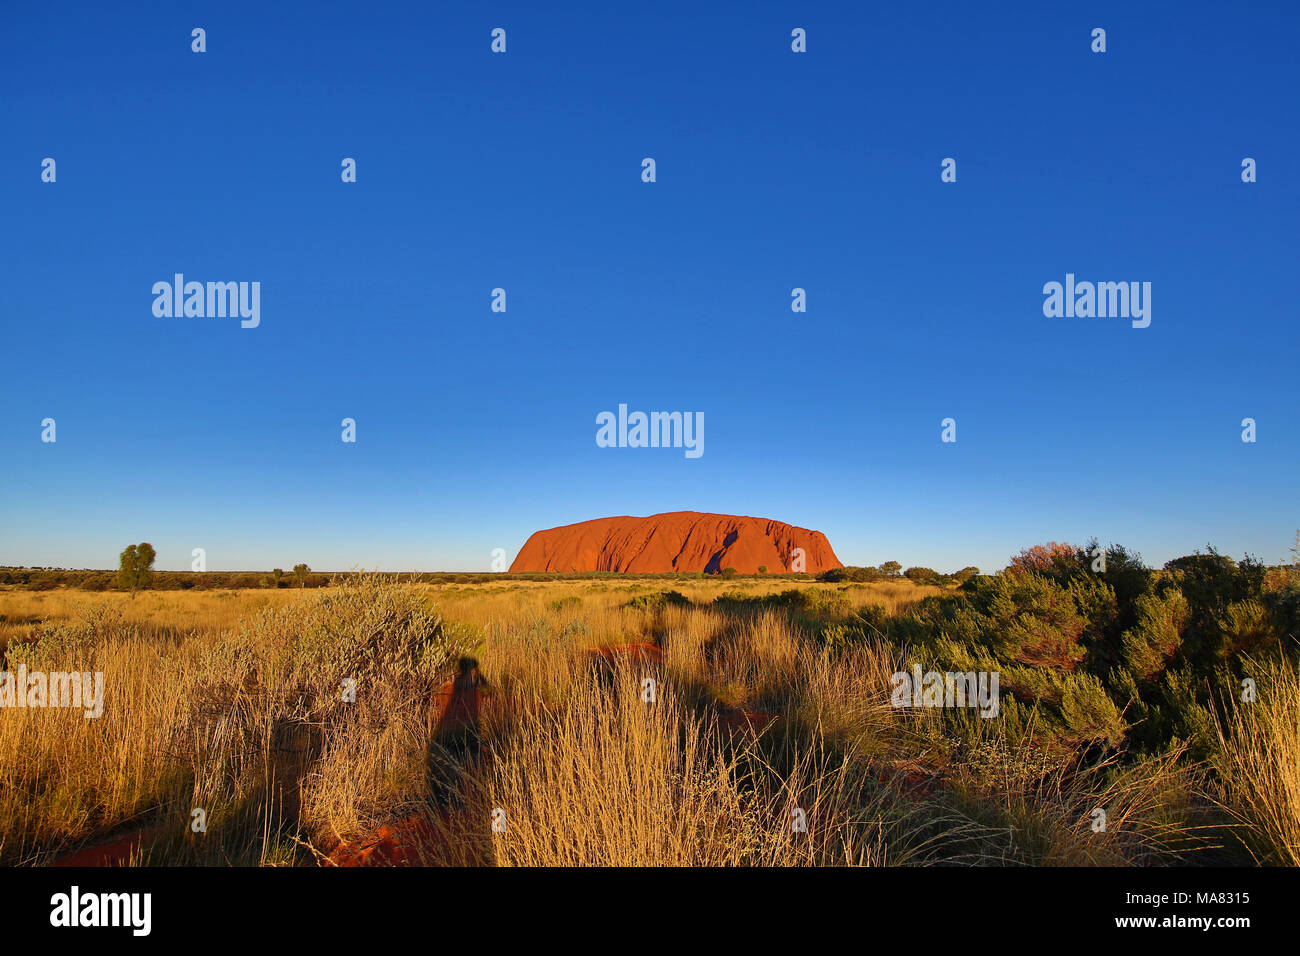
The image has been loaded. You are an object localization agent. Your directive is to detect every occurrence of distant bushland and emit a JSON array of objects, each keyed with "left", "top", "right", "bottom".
[{"left": 0, "top": 567, "right": 816, "bottom": 592}]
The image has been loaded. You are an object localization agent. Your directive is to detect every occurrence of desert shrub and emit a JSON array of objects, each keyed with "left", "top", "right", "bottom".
[
  {"left": 1162, "top": 550, "right": 1267, "bottom": 664},
  {"left": 1261, "top": 574, "right": 1300, "bottom": 653},
  {"left": 626, "top": 590, "right": 691, "bottom": 611},
  {"left": 904, "top": 567, "right": 940, "bottom": 586},
  {"left": 887, "top": 571, "right": 1131, "bottom": 751},
  {"left": 80, "top": 572, "right": 113, "bottom": 591},
  {"left": 819, "top": 566, "right": 885, "bottom": 583},
  {"left": 1092, "top": 545, "right": 1153, "bottom": 629},
  {"left": 979, "top": 573, "right": 1091, "bottom": 671},
  {"left": 822, "top": 605, "right": 890, "bottom": 653},
  {"left": 1157, "top": 664, "right": 1224, "bottom": 759},
  {"left": 951, "top": 566, "right": 980, "bottom": 586},
  {"left": 7, "top": 603, "right": 125, "bottom": 671},
  {"left": 1055, "top": 674, "right": 1127, "bottom": 748},
  {"left": 1165, "top": 550, "right": 1263, "bottom": 611},
  {"left": 711, "top": 589, "right": 852, "bottom": 626},
  {"left": 1007, "top": 542, "right": 1079, "bottom": 577},
  {"left": 285, "top": 580, "right": 462, "bottom": 697},
  {"left": 204, "top": 578, "right": 469, "bottom": 850},
  {"left": 547, "top": 595, "right": 583, "bottom": 613},
  {"left": 1121, "top": 589, "right": 1190, "bottom": 685},
  {"left": 1006, "top": 541, "right": 1150, "bottom": 646},
  {"left": 1215, "top": 599, "right": 1277, "bottom": 659}
]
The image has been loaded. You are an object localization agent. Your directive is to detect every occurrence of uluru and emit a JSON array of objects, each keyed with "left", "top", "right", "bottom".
[{"left": 509, "top": 511, "right": 843, "bottom": 574}]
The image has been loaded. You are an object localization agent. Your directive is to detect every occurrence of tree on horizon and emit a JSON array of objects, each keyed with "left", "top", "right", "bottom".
[{"left": 117, "top": 542, "right": 156, "bottom": 597}]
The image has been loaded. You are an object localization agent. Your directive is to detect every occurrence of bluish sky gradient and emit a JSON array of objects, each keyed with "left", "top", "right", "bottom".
[{"left": 2, "top": 1, "right": 1297, "bottom": 573}]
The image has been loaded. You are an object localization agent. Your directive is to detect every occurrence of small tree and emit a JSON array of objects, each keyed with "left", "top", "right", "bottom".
[
  {"left": 1008, "top": 542, "right": 1076, "bottom": 575},
  {"left": 904, "top": 566, "right": 940, "bottom": 586},
  {"left": 271, "top": 568, "right": 284, "bottom": 588},
  {"left": 878, "top": 561, "right": 902, "bottom": 578},
  {"left": 117, "top": 542, "right": 156, "bottom": 597},
  {"left": 757, "top": 565, "right": 768, "bottom": 575},
  {"left": 293, "top": 563, "right": 310, "bottom": 588}
]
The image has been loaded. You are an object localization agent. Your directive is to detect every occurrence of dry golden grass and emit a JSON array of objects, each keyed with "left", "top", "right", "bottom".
[
  {"left": 1214, "top": 658, "right": 1300, "bottom": 865},
  {"left": 422, "top": 666, "right": 897, "bottom": 866},
  {"left": 0, "top": 575, "right": 1262, "bottom": 867},
  {"left": 0, "top": 586, "right": 305, "bottom": 651},
  {"left": 0, "top": 581, "right": 459, "bottom": 865}
]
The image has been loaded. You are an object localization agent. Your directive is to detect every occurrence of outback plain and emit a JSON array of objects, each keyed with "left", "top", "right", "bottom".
[{"left": 1, "top": 541, "right": 1297, "bottom": 868}]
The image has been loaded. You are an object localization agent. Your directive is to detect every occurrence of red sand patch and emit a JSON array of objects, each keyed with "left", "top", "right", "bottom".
[
  {"left": 432, "top": 678, "right": 478, "bottom": 733},
  {"left": 325, "top": 816, "right": 447, "bottom": 867},
  {"left": 50, "top": 825, "right": 161, "bottom": 867},
  {"left": 879, "top": 758, "right": 940, "bottom": 798},
  {"left": 431, "top": 663, "right": 490, "bottom": 736},
  {"left": 717, "top": 708, "right": 781, "bottom": 734},
  {"left": 586, "top": 642, "right": 663, "bottom": 666}
]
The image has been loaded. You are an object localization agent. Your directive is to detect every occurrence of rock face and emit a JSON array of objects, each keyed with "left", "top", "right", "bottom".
[{"left": 509, "top": 511, "right": 842, "bottom": 575}]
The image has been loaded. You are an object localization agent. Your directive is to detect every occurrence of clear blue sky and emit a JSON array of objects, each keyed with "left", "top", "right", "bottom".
[{"left": 2, "top": 1, "right": 1296, "bottom": 573}]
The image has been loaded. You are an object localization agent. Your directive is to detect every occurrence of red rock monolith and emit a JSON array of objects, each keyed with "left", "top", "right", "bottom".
[{"left": 509, "top": 511, "right": 842, "bottom": 575}]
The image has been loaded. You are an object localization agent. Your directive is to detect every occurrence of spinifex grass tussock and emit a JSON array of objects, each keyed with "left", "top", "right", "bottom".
[{"left": 1211, "top": 657, "right": 1300, "bottom": 865}]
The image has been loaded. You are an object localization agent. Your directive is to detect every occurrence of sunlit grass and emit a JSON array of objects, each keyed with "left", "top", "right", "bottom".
[{"left": 0, "top": 575, "right": 1257, "bottom": 867}]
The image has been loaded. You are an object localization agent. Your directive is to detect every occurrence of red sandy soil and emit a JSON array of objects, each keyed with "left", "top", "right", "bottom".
[
  {"left": 717, "top": 708, "right": 781, "bottom": 734},
  {"left": 46, "top": 810, "right": 456, "bottom": 868},
  {"left": 509, "top": 511, "right": 843, "bottom": 575},
  {"left": 586, "top": 642, "right": 663, "bottom": 666},
  {"left": 50, "top": 827, "right": 158, "bottom": 867},
  {"left": 880, "top": 758, "right": 941, "bottom": 798},
  {"left": 326, "top": 817, "right": 446, "bottom": 867},
  {"left": 432, "top": 672, "right": 483, "bottom": 734}
]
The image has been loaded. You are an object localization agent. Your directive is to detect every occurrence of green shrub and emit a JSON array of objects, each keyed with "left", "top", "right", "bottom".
[
  {"left": 1121, "top": 590, "right": 1190, "bottom": 684},
  {"left": 625, "top": 591, "right": 691, "bottom": 611},
  {"left": 817, "top": 566, "right": 885, "bottom": 584},
  {"left": 904, "top": 567, "right": 940, "bottom": 586}
]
